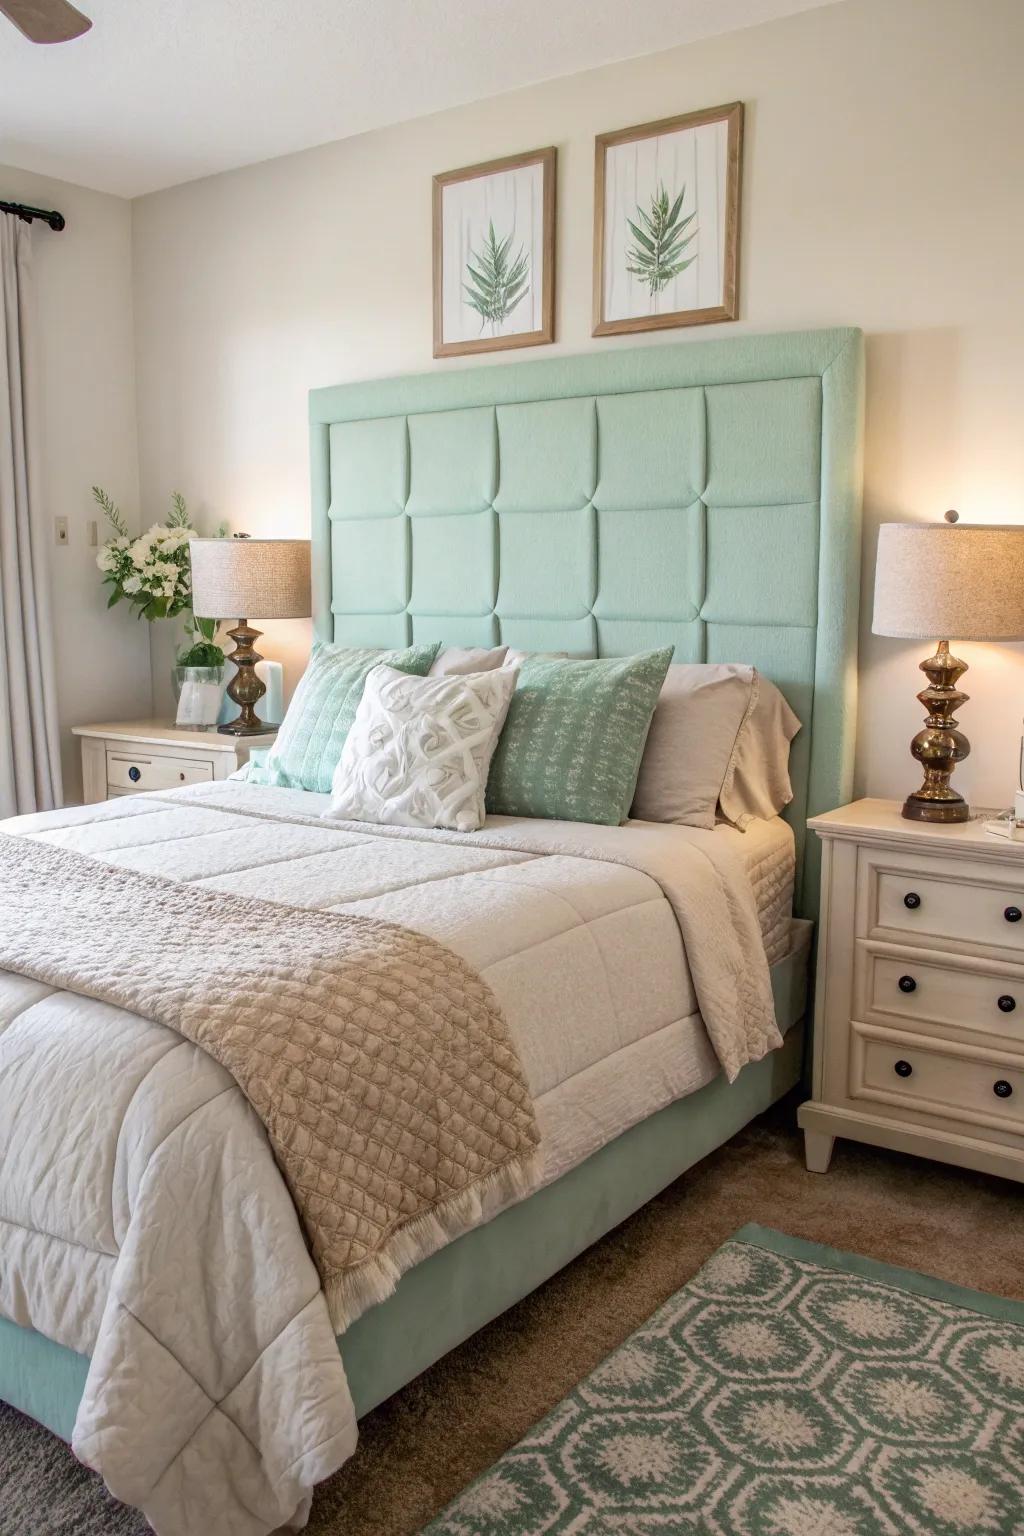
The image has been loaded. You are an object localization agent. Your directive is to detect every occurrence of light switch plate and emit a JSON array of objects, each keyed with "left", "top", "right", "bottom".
[{"left": 55, "top": 517, "right": 69, "bottom": 546}]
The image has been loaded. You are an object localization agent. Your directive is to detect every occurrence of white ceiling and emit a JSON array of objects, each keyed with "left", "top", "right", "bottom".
[{"left": 1, "top": 0, "right": 840, "bottom": 199}]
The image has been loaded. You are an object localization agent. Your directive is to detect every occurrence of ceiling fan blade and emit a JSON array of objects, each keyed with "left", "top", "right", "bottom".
[{"left": 0, "top": 0, "right": 91, "bottom": 43}]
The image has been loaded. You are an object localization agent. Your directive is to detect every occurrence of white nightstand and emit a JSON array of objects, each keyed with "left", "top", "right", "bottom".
[
  {"left": 72, "top": 720, "right": 277, "bottom": 804},
  {"left": 799, "top": 798, "right": 1024, "bottom": 1185}
]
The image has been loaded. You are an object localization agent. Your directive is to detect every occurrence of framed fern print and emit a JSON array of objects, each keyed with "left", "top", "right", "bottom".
[
  {"left": 433, "top": 147, "right": 556, "bottom": 358},
  {"left": 593, "top": 103, "right": 743, "bottom": 336}
]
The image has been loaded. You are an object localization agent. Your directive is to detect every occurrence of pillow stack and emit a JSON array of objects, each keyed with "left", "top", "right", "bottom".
[{"left": 255, "top": 639, "right": 799, "bottom": 836}]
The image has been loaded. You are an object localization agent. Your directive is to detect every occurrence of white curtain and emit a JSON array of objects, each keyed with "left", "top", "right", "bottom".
[{"left": 0, "top": 212, "right": 62, "bottom": 818}]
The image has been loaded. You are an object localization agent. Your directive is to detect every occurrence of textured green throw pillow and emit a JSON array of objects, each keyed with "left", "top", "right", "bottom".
[
  {"left": 263, "top": 641, "right": 440, "bottom": 793},
  {"left": 486, "top": 648, "right": 674, "bottom": 825}
]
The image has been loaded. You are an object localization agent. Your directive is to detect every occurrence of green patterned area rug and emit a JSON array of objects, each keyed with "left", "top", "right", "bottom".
[{"left": 423, "top": 1224, "right": 1024, "bottom": 1535}]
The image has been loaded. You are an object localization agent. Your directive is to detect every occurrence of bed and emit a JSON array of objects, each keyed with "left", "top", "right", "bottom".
[{"left": 0, "top": 325, "right": 863, "bottom": 1533}]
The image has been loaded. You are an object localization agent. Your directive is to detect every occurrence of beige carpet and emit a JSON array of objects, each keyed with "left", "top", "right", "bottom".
[{"left": 3, "top": 1094, "right": 1023, "bottom": 1535}]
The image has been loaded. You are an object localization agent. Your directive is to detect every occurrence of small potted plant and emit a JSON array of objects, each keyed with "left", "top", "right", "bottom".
[
  {"left": 94, "top": 487, "right": 227, "bottom": 727},
  {"left": 171, "top": 624, "right": 226, "bottom": 729}
]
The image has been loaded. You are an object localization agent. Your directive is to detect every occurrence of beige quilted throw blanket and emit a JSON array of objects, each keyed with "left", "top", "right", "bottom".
[{"left": 0, "top": 831, "right": 541, "bottom": 1326}]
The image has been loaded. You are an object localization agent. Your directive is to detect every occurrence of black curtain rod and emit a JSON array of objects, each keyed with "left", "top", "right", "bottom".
[{"left": 0, "top": 200, "right": 65, "bottom": 231}]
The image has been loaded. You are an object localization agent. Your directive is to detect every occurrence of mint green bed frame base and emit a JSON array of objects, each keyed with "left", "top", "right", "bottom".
[{"left": 0, "top": 327, "right": 862, "bottom": 1453}]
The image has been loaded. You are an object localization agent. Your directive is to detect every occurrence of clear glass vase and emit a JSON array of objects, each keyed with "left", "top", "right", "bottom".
[{"left": 171, "top": 666, "right": 224, "bottom": 729}]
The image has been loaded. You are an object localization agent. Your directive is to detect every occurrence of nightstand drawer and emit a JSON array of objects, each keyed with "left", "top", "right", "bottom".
[
  {"left": 851, "top": 1024, "right": 1024, "bottom": 1137},
  {"left": 857, "top": 948, "right": 1024, "bottom": 1048},
  {"left": 863, "top": 849, "right": 1024, "bottom": 958},
  {"left": 106, "top": 752, "right": 213, "bottom": 792}
]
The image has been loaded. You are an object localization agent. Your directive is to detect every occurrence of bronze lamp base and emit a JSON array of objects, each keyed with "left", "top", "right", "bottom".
[
  {"left": 901, "top": 639, "right": 971, "bottom": 823},
  {"left": 219, "top": 620, "right": 272, "bottom": 736}
]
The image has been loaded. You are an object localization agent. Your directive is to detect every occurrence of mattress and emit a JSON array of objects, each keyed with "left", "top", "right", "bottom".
[{"left": 717, "top": 811, "right": 796, "bottom": 967}]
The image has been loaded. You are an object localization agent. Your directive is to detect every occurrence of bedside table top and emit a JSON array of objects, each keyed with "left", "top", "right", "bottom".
[
  {"left": 72, "top": 719, "right": 278, "bottom": 752},
  {"left": 809, "top": 797, "right": 1023, "bottom": 859}
]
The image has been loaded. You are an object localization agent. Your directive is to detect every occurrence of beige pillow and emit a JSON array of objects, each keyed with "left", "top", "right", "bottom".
[
  {"left": 429, "top": 645, "right": 509, "bottom": 675},
  {"left": 630, "top": 664, "right": 799, "bottom": 830},
  {"left": 720, "top": 674, "right": 801, "bottom": 827}
]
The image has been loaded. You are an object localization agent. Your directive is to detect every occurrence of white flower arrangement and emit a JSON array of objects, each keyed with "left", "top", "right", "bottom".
[{"left": 93, "top": 486, "right": 226, "bottom": 663}]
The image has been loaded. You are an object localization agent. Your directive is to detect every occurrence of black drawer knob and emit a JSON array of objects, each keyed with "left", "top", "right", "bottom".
[
  {"left": 898, "top": 975, "right": 917, "bottom": 994},
  {"left": 1006, "top": 906, "right": 1022, "bottom": 923},
  {"left": 994, "top": 1079, "right": 1014, "bottom": 1099},
  {"left": 128, "top": 765, "right": 141, "bottom": 783},
  {"left": 894, "top": 1059, "right": 913, "bottom": 1078},
  {"left": 998, "top": 995, "right": 1017, "bottom": 1013},
  {"left": 904, "top": 892, "right": 921, "bottom": 910}
]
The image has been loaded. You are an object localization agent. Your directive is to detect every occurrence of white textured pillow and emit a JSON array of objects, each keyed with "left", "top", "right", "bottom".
[
  {"left": 630, "top": 664, "right": 800, "bottom": 830},
  {"left": 326, "top": 663, "right": 518, "bottom": 832}
]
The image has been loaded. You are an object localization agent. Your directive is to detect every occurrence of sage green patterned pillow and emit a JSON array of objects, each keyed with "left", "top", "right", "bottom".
[
  {"left": 486, "top": 648, "right": 673, "bottom": 825},
  {"left": 263, "top": 641, "right": 440, "bottom": 793}
]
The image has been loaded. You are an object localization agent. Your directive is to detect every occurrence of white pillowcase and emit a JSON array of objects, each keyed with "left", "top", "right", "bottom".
[
  {"left": 429, "top": 645, "right": 509, "bottom": 676},
  {"left": 326, "top": 663, "right": 518, "bottom": 832},
  {"left": 429, "top": 646, "right": 568, "bottom": 674},
  {"left": 630, "top": 663, "right": 800, "bottom": 830},
  {"left": 504, "top": 648, "right": 570, "bottom": 665}
]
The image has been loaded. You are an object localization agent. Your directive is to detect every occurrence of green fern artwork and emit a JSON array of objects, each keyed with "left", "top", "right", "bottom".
[
  {"left": 625, "top": 183, "right": 698, "bottom": 311},
  {"left": 463, "top": 221, "right": 530, "bottom": 335}
]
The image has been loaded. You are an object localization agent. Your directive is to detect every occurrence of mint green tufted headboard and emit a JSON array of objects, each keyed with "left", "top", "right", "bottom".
[{"left": 309, "top": 327, "right": 864, "bottom": 916}]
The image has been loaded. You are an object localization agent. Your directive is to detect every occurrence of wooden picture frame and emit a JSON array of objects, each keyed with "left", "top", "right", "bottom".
[
  {"left": 433, "top": 146, "right": 556, "bottom": 359},
  {"left": 593, "top": 102, "right": 743, "bottom": 337}
]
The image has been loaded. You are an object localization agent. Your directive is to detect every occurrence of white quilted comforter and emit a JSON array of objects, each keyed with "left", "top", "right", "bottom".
[{"left": 0, "top": 780, "right": 784, "bottom": 1535}]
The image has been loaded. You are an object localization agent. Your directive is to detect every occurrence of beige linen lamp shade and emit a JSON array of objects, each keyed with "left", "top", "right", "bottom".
[
  {"left": 872, "top": 517, "right": 1024, "bottom": 824},
  {"left": 188, "top": 537, "right": 311, "bottom": 735},
  {"left": 189, "top": 537, "right": 311, "bottom": 621},
  {"left": 873, "top": 522, "right": 1024, "bottom": 641}
]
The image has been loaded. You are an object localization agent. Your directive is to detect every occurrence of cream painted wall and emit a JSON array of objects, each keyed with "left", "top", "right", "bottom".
[
  {"left": 130, "top": 0, "right": 1024, "bottom": 809},
  {"left": 1, "top": 164, "right": 150, "bottom": 801}
]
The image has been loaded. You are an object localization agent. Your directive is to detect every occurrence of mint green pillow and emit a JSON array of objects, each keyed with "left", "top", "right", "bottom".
[
  {"left": 486, "top": 649, "right": 674, "bottom": 825},
  {"left": 263, "top": 641, "right": 440, "bottom": 793},
  {"left": 232, "top": 748, "right": 270, "bottom": 784}
]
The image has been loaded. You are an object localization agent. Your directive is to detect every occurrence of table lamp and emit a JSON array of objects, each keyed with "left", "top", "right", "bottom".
[
  {"left": 189, "top": 535, "right": 311, "bottom": 735},
  {"left": 872, "top": 512, "right": 1024, "bottom": 823}
]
